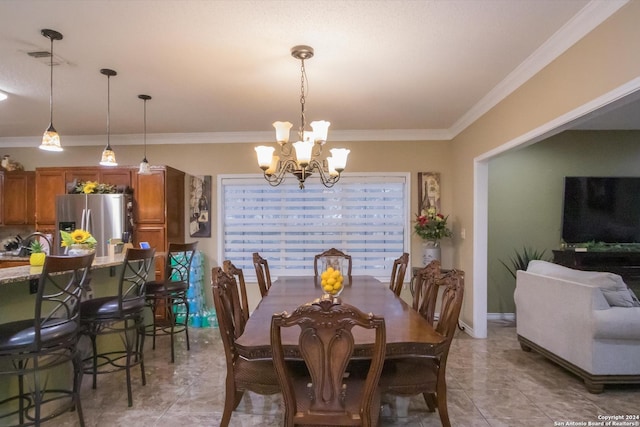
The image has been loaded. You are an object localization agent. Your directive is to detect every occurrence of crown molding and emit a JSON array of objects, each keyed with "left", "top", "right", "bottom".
[
  {"left": 0, "top": 128, "right": 454, "bottom": 147},
  {"left": 448, "top": 0, "right": 629, "bottom": 138},
  {"left": 0, "top": 1, "right": 628, "bottom": 148}
]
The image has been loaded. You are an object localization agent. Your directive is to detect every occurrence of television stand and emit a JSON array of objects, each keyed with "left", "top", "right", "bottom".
[{"left": 552, "top": 249, "right": 640, "bottom": 292}]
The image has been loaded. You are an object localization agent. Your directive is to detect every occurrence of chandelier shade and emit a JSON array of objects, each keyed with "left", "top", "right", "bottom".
[
  {"left": 39, "top": 29, "right": 63, "bottom": 152},
  {"left": 138, "top": 94, "right": 152, "bottom": 175},
  {"left": 255, "top": 45, "right": 349, "bottom": 189},
  {"left": 99, "top": 68, "right": 118, "bottom": 166}
]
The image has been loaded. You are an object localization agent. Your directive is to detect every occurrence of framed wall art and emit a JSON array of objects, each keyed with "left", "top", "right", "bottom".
[
  {"left": 189, "top": 175, "right": 211, "bottom": 237},
  {"left": 418, "top": 172, "right": 441, "bottom": 214}
]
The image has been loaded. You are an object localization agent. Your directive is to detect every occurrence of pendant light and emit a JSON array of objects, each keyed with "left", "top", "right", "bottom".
[
  {"left": 138, "top": 94, "right": 152, "bottom": 175},
  {"left": 99, "top": 68, "right": 118, "bottom": 166},
  {"left": 39, "top": 29, "right": 63, "bottom": 152}
]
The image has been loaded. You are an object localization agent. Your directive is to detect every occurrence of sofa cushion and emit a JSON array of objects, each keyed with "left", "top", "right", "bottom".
[
  {"left": 527, "top": 260, "right": 639, "bottom": 308},
  {"left": 593, "top": 307, "right": 640, "bottom": 340}
]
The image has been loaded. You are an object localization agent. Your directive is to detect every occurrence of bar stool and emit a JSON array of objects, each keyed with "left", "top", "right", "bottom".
[
  {"left": 79, "top": 248, "right": 156, "bottom": 407},
  {"left": 0, "top": 254, "right": 94, "bottom": 427},
  {"left": 145, "top": 242, "right": 198, "bottom": 363}
]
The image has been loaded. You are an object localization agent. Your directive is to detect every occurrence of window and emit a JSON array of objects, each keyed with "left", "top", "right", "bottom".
[{"left": 219, "top": 173, "right": 409, "bottom": 281}]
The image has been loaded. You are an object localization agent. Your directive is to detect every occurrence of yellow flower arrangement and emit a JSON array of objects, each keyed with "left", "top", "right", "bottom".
[
  {"left": 72, "top": 180, "right": 117, "bottom": 194},
  {"left": 60, "top": 229, "right": 97, "bottom": 248}
]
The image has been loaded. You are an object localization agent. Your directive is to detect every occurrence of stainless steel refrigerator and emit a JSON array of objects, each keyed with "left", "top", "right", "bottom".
[{"left": 55, "top": 194, "right": 133, "bottom": 257}]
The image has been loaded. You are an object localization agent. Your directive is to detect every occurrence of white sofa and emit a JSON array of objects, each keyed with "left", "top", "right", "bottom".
[{"left": 514, "top": 260, "right": 640, "bottom": 393}]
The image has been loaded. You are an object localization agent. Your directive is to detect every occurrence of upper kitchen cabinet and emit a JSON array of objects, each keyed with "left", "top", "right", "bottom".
[
  {"left": 65, "top": 167, "right": 132, "bottom": 192},
  {"left": 1, "top": 171, "right": 36, "bottom": 226},
  {"left": 35, "top": 166, "right": 133, "bottom": 231},
  {"left": 35, "top": 168, "right": 67, "bottom": 231},
  {"left": 133, "top": 165, "right": 185, "bottom": 246},
  {"left": 133, "top": 165, "right": 185, "bottom": 281}
]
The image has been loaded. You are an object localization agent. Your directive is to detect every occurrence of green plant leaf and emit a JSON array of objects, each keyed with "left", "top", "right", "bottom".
[{"left": 500, "top": 246, "right": 550, "bottom": 279}]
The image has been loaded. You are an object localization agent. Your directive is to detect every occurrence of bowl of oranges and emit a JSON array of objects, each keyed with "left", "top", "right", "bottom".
[{"left": 320, "top": 266, "right": 344, "bottom": 296}]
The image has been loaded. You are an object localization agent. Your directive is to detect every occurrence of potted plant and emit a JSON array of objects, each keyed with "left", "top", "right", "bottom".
[
  {"left": 60, "top": 229, "right": 97, "bottom": 256},
  {"left": 500, "top": 246, "right": 550, "bottom": 279},
  {"left": 29, "top": 240, "right": 46, "bottom": 266}
]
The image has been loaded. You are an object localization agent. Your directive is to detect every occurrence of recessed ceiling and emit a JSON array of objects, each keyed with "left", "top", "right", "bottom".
[{"left": 0, "top": 0, "right": 632, "bottom": 146}]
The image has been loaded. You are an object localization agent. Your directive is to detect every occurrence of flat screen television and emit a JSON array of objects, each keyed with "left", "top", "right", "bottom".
[{"left": 562, "top": 177, "right": 640, "bottom": 244}]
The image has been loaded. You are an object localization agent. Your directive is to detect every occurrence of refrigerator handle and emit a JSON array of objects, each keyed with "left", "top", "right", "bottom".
[
  {"left": 81, "top": 209, "right": 87, "bottom": 230},
  {"left": 87, "top": 209, "right": 92, "bottom": 234}
]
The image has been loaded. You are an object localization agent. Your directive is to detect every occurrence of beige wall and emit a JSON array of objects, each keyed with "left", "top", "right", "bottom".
[
  {"left": 2, "top": 139, "right": 453, "bottom": 303},
  {"left": 4, "top": 1, "right": 640, "bottom": 334},
  {"left": 451, "top": 1, "right": 640, "bottom": 332}
]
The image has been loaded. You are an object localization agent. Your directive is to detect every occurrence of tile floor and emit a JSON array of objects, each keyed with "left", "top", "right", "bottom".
[{"left": 53, "top": 320, "right": 639, "bottom": 427}]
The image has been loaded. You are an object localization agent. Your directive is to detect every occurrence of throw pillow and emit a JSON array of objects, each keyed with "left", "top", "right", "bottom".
[{"left": 527, "top": 260, "right": 637, "bottom": 307}]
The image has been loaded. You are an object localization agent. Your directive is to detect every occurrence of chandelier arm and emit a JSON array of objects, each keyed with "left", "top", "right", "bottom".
[
  {"left": 263, "top": 158, "right": 299, "bottom": 186},
  {"left": 312, "top": 142, "right": 323, "bottom": 158},
  {"left": 281, "top": 142, "right": 293, "bottom": 158},
  {"left": 307, "top": 159, "right": 341, "bottom": 188}
]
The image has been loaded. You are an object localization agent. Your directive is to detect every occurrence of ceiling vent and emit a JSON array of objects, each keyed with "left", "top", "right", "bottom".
[{"left": 26, "top": 50, "right": 64, "bottom": 66}]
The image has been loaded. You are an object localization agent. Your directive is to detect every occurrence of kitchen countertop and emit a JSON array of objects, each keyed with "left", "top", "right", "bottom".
[{"left": 0, "top": 253, "right": 127, "bottom": 286}]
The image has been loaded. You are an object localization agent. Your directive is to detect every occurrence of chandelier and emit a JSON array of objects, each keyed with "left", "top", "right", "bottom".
[{"left": 255, "top": 45, "right": 350, "bottom": 189}]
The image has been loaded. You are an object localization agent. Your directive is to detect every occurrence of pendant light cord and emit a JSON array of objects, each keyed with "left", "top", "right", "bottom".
[
  {"left": 106, "top": 75, "right": 111, "bottom": 148},
  {"left": 49, "top": 35, "right": 54, "bottom": 124},
  {"left": 299, "top": 59, "right": 307, "bottom": 139},
  {"left": 143, "top": 98, "right": 147, "bottom": 160}
]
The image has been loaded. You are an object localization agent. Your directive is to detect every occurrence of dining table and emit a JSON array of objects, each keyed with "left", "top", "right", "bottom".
[{"left": 234, "top": 275, "right": 447, "bottom": 360}]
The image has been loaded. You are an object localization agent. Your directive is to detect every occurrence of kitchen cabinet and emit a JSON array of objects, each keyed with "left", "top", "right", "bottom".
[
  {"left": 0, "top": 172, "right": 3, "bottom": 224},
  {"left": 0, "top": 258, "right": 30, "bottom": 269},
  {"left": 65, "top": 168, "right": 132, "bottom": 192},
  {"left": 133, "top": 165, "right": 185, "bottom": 279},
  {"left": 34, "top": 165, "right": 185, "bottom": 268},
  {"left": 1, "top": 171, "right": 36, "bottom": 226},
  {"left": 35, "top": 169, "right": 67, "bottom": 233},
  {"left": 35, "top": 166, "right": 133, "bottom": 232}
]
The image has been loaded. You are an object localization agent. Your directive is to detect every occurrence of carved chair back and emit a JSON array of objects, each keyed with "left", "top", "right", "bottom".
[
  {"left": 412, "top": 259, "right": 441, "bottom": 323},
  {"left": 271, "top": 297, "right": 385, "bottom": 426},
  {"left": 389, "top": 252, "right": 409, "bottom": 296},
  {"left": 313, "top": 247, "right": 353, "bottom": 278},
  {"left": 223, "top": 260, "right": 250, "bottom": 333},
  {"left": 252, "top": 252, "right": 272, "bottom": 297}
]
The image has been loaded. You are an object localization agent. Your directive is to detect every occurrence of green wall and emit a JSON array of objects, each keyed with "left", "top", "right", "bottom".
[{"left": 487, "top": 130, "right": 640, "bottom": 313}]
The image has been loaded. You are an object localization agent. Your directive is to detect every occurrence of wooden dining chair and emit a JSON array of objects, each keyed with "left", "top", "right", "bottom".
[
  {"left": 313, "top": 247, "right": 352, "bottom": 278},
  {"left": 412, "top": 259, "right": 442, "bottom": 323},
  {"left": 380, "top": 269, "right": 464, "bottom": 427},
  {"left": 252, "top": 252, "right": 272, "bottom": 297},
  {"left": 211, "top": 267, "right": 280, "bottom": 427},
  {"left": 222, "top": 259, "right": 250, "bottom": 336},
  {"left": 389, "top": 252, "right": 409, "bottom": 296},
  {"left": 271, "top": 296, "right": 386, "bottom": 427}
]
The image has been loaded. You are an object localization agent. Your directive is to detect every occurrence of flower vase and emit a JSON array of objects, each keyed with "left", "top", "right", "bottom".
[
  {"left": 422, "top": 241, "right": 441, "bottom": 265},
  {"left": 67, "top": 244, "right": 95, "bottom": 256}
]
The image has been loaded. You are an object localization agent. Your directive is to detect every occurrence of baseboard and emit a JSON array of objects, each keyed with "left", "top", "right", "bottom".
[{"left": 487, "top": 312, "right": 515, "bottom": 322}]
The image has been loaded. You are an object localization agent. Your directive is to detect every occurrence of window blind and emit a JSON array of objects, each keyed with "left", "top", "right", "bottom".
[{"left": 219, "top": 174, "right": 409, "bottom": 281}]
